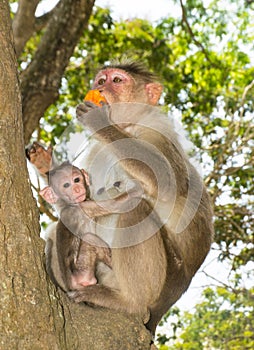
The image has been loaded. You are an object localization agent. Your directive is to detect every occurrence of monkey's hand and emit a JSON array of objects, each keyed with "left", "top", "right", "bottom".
[
  {"left": 77, "top": 101, "right": 98, "bottom": 114},
  {"left": 76, "top": 103, "right": 114, "bottom": 136},
  {"left": 26, "top": 142, "right": 53, "bottom": 175}
]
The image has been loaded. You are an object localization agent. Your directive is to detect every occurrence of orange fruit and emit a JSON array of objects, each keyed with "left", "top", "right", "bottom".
[{"left": 84, "top": 90, "right": 107, "bottom": 106}]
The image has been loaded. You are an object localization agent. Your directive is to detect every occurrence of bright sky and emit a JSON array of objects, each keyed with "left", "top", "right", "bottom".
[
  {"left": 96, "top": 0, "right": 180, "bottom": 21},
  {"left": 36, "top": 0, "right": 180, "bottom": 21}
]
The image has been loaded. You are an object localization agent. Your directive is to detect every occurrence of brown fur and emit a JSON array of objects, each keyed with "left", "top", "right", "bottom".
[
  {"left": 43, "top": 162, "right": 143, "bottom": 291},
  {"left": 72, "top": 61, "right": 214, "bottom": 333},
  {"left": 27, "top": 61, "right": 213, "bottom": 334}
]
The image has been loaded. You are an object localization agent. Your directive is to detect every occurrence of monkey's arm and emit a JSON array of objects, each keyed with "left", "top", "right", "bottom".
[
  {"left": 76, "top": 233, "right": 112, "bottom": 269},
  {"left": 58, "top": 187, "right": 142, "bottom": 240},
  {"left": 76, "top": 103, "right": 173, "bottom": 199},
  {"left": 78, "top": 187, "right": 142, "bottom": 218}
]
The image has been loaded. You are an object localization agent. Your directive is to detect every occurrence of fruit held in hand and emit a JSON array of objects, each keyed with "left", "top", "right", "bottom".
[{"left": 84, "top": 90, "right": 107, "bottom": 106}]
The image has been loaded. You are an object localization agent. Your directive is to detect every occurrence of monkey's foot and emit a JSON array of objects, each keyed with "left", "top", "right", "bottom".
[{"left": 26, "top": 141, "right": 53, "bottom": 175}]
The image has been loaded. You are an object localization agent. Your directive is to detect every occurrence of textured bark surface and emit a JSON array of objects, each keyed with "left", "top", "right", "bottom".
[
  {"left": 0, "top": 1, "right": 59, "bottom": 348},
  {"left": 53, "top": 293, "right": 153, "bottom": 350},
  {"left": 0, "top": 2, "right": 153, "bottom": 349}
]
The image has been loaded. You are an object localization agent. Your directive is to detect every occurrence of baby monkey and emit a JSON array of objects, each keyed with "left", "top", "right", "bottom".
[{"left": 40, "top": 161, "right": 141, "bottom": 292}]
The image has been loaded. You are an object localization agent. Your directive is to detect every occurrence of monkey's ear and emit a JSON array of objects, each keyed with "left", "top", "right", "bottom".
[
  {"left": 145, "top": 83, "right": 163, "bottom": 105},
  {"left": 40, "top": 186, "right": 59, "bottom": 204},
  {"left": 80, "top": 169, "right": 90, "bottom": 186}
]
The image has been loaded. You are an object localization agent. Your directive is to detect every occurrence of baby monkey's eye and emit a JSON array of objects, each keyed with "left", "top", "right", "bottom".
[
  {"left": 63, "top": 182, "right": 70, "bottom": 188},
  {"left": 74, "top": 177, "right": 80, "bottom": 183},
  {"left": 113, "top": 76, "right": 122, "bottom": 83}
]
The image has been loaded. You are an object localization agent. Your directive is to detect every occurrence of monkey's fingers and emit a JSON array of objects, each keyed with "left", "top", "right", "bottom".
[
  {"left": 26, "top": 142, "right": 53, "bottom": 174},
  {"left": 76, "top": 103, "right": 111, "bottom": 133},
  {"left": 26, "top": 141, "right": 42, "bottom": 160},
  {"left": 76, "top": 103, "right": 94, "bottom": 120}
]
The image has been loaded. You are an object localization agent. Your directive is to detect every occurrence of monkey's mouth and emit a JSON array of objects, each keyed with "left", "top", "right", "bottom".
[
  {"left": 72, "top": 194, "right": 86, "bottom": 203},
  {"left": 101, "top": 93, "right": 108, "bottom": 104},
  {"left": 97, "top": 91, "right": 109, "bottom": 106}
]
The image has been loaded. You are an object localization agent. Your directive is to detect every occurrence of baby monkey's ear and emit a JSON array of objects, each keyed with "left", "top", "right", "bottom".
[{"left": 80, "top": 169, "right": 90, "bottom": 186}]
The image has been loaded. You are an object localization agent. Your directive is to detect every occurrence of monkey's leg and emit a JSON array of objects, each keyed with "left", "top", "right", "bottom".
[
  {"left": 68, "top": 284, "right": 148, "bottom": 316},
  {"left": 69, "top": 199, "right": 167, "bottom": 320},
  {"left": 95, "top": 246, "right": 112, "bottom": 267},
  {"left": 68, "top": 285, "right": 126, "bottom": 309},
  {"left": 75, "top": 235, "right": 112, "bottom": 269}
]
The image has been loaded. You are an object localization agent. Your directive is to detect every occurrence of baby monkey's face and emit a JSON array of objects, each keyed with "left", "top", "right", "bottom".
[{"left": 53, "top": 167, "right": 88, "bottom": 204}]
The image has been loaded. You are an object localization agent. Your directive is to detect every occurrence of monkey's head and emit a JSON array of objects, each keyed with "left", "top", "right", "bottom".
[
  {"left": 92, "top": 61, "right": 163, "bottom": 106},
  {"left": 40, "top": 162, "right": 90, "bottom": 205}
]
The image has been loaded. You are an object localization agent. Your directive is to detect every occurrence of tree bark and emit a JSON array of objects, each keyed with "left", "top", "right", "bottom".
[
  {"left": 0, "top": 1, "right": 59, "bottom": 347},
  {"left": 20, "top": 0, "right": 95, "bottom": 145},
  {"left": 1, "top": 2, "right": 153, "bottom": 349}
]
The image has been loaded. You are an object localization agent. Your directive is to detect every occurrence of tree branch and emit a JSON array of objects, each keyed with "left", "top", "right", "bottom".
[
  {"left": 12, "top": 0, "right": 41, "bottom": 57},
  {"left": 34, "top": 7, "right": 59, "bottom": 32},
  {"left": 21, "top": 0, "right": 95, "bottom": 145},
  {"left": 179, "top": 0, "right": 214, "bottom": 65}
]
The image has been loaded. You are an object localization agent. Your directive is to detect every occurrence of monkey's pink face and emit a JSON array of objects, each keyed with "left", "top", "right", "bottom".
[
  {"left": 93, "top": 68, "right": 139, "bottom": 104},
  {"left": 57, "top": 169, "right": 87, "bottom": 204}
]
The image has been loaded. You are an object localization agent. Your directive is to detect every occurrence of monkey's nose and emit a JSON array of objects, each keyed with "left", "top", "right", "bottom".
[{"left": 73, "top": 186, "right": 81, "bottom": 193}]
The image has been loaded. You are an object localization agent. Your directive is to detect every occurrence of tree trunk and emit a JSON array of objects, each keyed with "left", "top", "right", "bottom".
[
  {"left": 20, "top": 0, "right": 95, "bottom": 145},
  {"left": 0, "top": 2, "right": 153, "bottom": 349},
  {"left": 0, "top": 1, "right": 59, "bottom": 347}
]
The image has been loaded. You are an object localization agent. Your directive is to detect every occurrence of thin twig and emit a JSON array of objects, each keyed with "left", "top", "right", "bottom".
[{"left": 179, "top": 0, "right": 214, "bottom": 65}]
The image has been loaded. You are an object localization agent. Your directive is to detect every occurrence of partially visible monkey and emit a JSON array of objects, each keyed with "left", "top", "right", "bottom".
[
  {"left": 27, "top": 60, "right": 214, "bottom": 334},
  {"left": 26, "top": 141, "right": 53, "bottom": 175},
  {"left": 40, "top": 161, "right": 142, "bottom": 292}
]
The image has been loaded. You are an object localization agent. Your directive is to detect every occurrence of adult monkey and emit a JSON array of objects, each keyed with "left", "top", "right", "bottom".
[{"left": 28, "top": 60, "right": 213, "bottom": 334}]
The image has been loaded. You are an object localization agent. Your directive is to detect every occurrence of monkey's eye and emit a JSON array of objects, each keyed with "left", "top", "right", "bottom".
[
  {"left": 98, "top": 78, "right": 106, "bottom": 85},
  {"left": 63, "top": 182, "right": 70, "bottom": 188},
  {"left": 74, "top": 177, "right": 80, "bottom": 183},
  {"left": 113, "top": 76, "right": 122, "bottom": 83}
]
